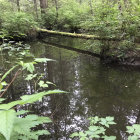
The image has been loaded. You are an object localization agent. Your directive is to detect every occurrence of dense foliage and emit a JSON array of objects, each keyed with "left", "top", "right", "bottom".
[
  {"left": 0, "top": 0, "right": 140, "bottom": 59},
  {"left": 0, "top": 42, "right": 66, "bottom": 140},
  {"left": 1, "top": 0, "right": 140, "bottom": 37}
]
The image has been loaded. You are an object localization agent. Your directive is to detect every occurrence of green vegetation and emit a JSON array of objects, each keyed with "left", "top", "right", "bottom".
[
  {"left": 0, "top": 0, "right": 140, "bottom": 60},
  {"left": 1, "top": 0, "right": 140, "bottom": 38},
  {"left": 0, "top": 0, "right": 140, "bottom": 139},
  {"left": 71, "top": 116, "right": 140, "bottom": 140},
  {"left": 0, "top": 42, "right": 66, "bottom": 139}
]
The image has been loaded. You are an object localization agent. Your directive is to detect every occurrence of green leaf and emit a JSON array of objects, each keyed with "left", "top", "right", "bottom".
[
  {"left": 0, "top": 65, "right": 17, "bottom": 82},
  {"left": 0, "top": 109, "right": 15, "bottom": 140},
  {"left": 103, "top": 136, "right": 116, "bottom": 140},
  {"left": 31, "top": 130, "right": 50, "bottom": 136},
  {"left": 46, "top": 81, "right": 56, "bottom": 86},
  {"left": 24, "top": 63, "right": 35, "bottom": 73},
  {"left": 1, "top": 82, "right": 7, "bottom": 86},
  {"left": 34, "top": 58, "right": 54, "bottom": 63},
  {"left": 20, "top": 90, "right": 66, "bottom": 105},
  {"left": 16, "top": 110, "right": 30, "bottom": 116},
  {"left": 0, "top": 83, "right": 3, "bottom": 91},
  {"left": 11, "top": 114, "right": 52, "bottom": 139},
  {"left": 128, "top": 135, "right": 139, "bottom": 140},
  {"left": 0, "top": 98, "right": 5, "bottom": 104},
  {"left": 0, "top": 90, "right": 66, "bottom": 110},
  {"left": 88, "top": 126, "right": 98, "bottom": 131},
  {"left": 0, "top": 100, "right": 22, "bottom": 110},
  {"left": 80, "top": 137, "right": 87, "bottom": 140},
  {"left": 88, "top": 116, "right": 100, "bottom": 125},
  {"left": 79, "top": 132, "right": 87, "bottom": 137},
  {"left": 38, "top": 81, "right": 48, "bottom": 88},
  {"left": 106, "top": 117, "right": 114, "bottom": 122},
  {"left": 25, "top": 74, "right": 37, "bottom": 81},
  {"left": 19, "top": 61, "right": 35, "bottom": 73},
  {"left": 90, "top": 134, "right": 100, "bottom": 138},
  {"left": 133, "top": 124, "right": 140, "bottom": 135},
  {"left": 126, "top": 126, "right": 135, "bottom": 134},
  {"left": 70, "top": 132, "right": 79, "bottom": 138}
]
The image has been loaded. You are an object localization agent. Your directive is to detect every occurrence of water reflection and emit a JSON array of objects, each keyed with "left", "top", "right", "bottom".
[{"left": 1, "top": 39, "right": 140, "bottom": 140}]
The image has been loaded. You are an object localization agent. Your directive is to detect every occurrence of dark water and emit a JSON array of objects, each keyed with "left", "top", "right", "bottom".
[{"left": 2, "top": 38, "right": 140, "bottom": 140}]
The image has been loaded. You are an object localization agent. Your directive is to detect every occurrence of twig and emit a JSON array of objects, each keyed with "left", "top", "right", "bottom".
[{"left": 0, "top": 69, "right": 21, "bottom": 98}]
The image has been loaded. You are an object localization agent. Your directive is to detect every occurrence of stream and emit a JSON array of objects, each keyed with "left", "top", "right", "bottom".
[{"left": 2, "top": 37, "right": 140, "bottom": 140}]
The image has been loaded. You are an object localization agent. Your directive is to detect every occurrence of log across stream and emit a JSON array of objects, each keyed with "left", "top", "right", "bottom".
[
  {"left": 39, "top": 29, "right": 140, "bottom": 66},
  {"left": 38, "top": 29, "right": 120, "bottom": 41}
]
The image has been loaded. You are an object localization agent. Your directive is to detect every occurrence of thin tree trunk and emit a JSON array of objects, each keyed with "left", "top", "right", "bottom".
[
  {"left": 89, "top": 0, "right": 93, "bottom": 15},
  {"left": 39, "top": 0, "right": 47, "bottom": 14},
  {"left": 79, "top": 0, "right": 82, "bottom": 4},
  {"left": 54, "top": 0, "right": 58, "bottom": 24},
  {"left": 17, "top": 0, "right": 20, "bottom": 12},
  {"left": 33, "top": 0, "right": 38, "bottom": 19}
]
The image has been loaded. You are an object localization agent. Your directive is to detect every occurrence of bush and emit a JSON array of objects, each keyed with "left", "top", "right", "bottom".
[
  {"left": 1, "top": 12, "right": 38, "bottom": 36},
  {"left": 49, "top": 0, "right": 90, "bottom": 32}
]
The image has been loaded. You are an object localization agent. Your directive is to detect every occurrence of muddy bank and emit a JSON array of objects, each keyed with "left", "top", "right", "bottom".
[{"left": 119, "top": 57, "right": 140, "bottom": 66}]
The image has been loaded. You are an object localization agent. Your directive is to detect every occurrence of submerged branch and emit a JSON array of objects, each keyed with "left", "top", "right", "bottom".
[{"left": 0, "top": 69, "right": 21, "bottom": 98}]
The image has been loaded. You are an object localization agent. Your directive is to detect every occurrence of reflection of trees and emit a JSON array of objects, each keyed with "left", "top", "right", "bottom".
[
  {"left": 78, "top": 56, "right": 140, "bottom": 139},
  {"left": 44, "top": 46, "right": 73, "bottom": 139}
]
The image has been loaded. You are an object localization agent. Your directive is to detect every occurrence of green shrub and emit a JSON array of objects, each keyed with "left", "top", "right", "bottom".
[
  {"left": 71, "top": 116, "right": 140, "bottom": 140},
  {"left": 2, "top": 12, "right": 38, "bottom": 36},
  {"left": 40, "top": 7, "right": 57, "bottom": 29},
  {"left": 0, "top": 42, "right": 66, "bottom": 140},
  {"left": 57, "top": 0, "right": 90, "bottom": 32}
]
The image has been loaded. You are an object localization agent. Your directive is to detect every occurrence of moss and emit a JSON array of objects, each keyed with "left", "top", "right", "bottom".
[{"left": 38, "top": 28, "right": 120, "bottom": 41}]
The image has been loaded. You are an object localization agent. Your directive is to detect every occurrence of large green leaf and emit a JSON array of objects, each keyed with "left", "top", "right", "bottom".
[
  {"left": 34, "top": 58, "right": 55, "bottom": 63},
  {"left": 0, "top": 98, "right": 5, "bottom": 104},
  {"left": 0, "top": 100, "right": 22, "bottom": 110},
  {"left": 0, "top": 90, "right": 66, "bottom": 110},
  {"left": 23, "top": 62, "right": 35, "bottom": 73},
  {"left": 20, "top": 90, "right": 66, "bottom": 105},
  {"left": 19, "top": 61, "right": 35, "bottom": 73},
  {"left": 11, "top": 114, "right": 51, "bottom": 140},
  {"left": 0, "top": 109, "right": 15, "bottom": 140},
  {"left": 0, "top": 65, "right": 17, "bottom": 82}
]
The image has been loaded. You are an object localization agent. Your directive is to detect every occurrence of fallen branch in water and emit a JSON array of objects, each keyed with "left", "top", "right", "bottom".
[{"left": 0, "top": 69, "right": 21, "bottom": 98}]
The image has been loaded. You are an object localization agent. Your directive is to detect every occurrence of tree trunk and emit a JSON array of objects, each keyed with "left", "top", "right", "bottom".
[
  {"left": 89, "top": 0, "right": 93, "bottom": 15},
  {"left": 39, "top": 0, "right": 47, "bottom": 14},
  {"left": 33, "top": 0, "right": 38, "bottom": 19},
  {"left": 17, "top": 0, "right": 20, "bottom": 12},
  {"left": 54, "top": 0, "right": 58, "bottom": 24}
]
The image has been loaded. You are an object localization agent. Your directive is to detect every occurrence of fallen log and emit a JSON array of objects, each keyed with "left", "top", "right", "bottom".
[{"left": 38, "top": 29, "right": 120, "bottom": 41}]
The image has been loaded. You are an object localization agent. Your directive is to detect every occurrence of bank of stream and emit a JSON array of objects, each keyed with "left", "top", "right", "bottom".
[{"left": 2, "top": 37, "right": 140, "bottom": 139}]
